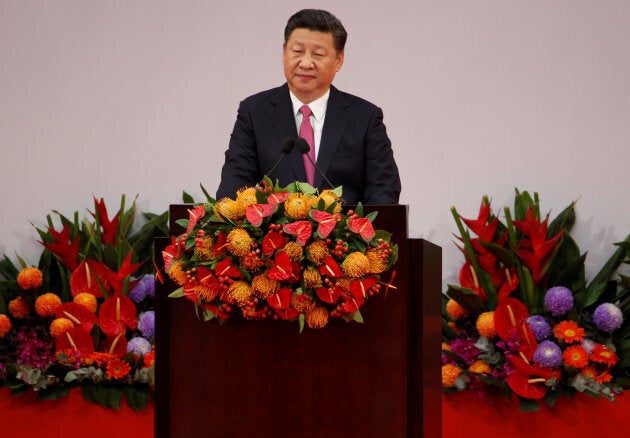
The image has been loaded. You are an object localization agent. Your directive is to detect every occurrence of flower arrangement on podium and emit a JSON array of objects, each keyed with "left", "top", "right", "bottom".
[
  {"left": 0, "top": 196, "right": 168, "bottom": 410},
  {"left": 162, "top": 178, "right": 398, "bottom": 331},
  {"left": 442, "top": 189, "right": 630, "bottom": 411}
]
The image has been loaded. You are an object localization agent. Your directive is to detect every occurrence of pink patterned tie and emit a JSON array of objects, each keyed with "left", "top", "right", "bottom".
[{"left": 299, "top": 105, "right": 316, "bottom": 185}]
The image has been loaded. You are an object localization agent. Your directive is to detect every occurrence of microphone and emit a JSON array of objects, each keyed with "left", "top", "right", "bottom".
[
  {"left": 262, "top": 138, "right": 295, "bottom": 179},
  {"left": 295, "top": 138, "right": 340, "bottom": 193}
]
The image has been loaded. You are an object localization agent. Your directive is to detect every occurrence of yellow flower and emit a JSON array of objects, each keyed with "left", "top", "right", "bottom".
[
  {"left": 214, "top": 198, "right": 240, "bottom": 221},
  {"left": 306, "top": 305, "right": 329, "bottom": 329},
  {"left": 227, "top": 228, "right": 254, "bottom": 257},
  {"left": 17, "top": 267, "right": 43, "bottom": 290},
  {"left": 341, "top": 252, "right": 371, "bottom": 277},
  {"left": 284, "top": 241, "right": 304, "bottom": 262},
  {"left": 307, "top": 240, "right": 330, "bottom": 265},
  {"left": 311, "top": 190, "right": 342, "bottom": 214},
  {"left": 442, "top": 364, "right": 462, "bottom": 387},
  {"left": 284, "top": 193, "right": 311, "bottom": 219},
  {"left": 74, "top": 292, "right": 98, "bottom": 313},
  {"left": 476, "top": 311, "right": 496, "bottom": 338},
  {"left": 35, "top": 293, "right": 63, "bottom": 317},
  {"left": 235, "top": 187, "right": 258, "bottom": 213},
  {"left": 194, "top": 236, "right": 214, "bottom": 260},
  {"left": 227, "top": 280, "right": 253, "bottom": 306}
]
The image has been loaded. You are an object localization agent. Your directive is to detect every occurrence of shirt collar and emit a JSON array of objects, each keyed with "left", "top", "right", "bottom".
[{"left": 289, "top": 89, "right": 330, "bottom": 122}]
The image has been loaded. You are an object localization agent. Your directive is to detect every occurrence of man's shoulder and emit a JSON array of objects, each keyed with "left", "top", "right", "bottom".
[
  {"left": 242, "top": 84, "right": 289, "bottom": 105},
  {"left": 330, "top": 86, "right": 379, "bottom": 111}
]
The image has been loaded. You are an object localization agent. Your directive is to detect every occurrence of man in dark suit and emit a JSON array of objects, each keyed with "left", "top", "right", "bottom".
[{"left": 216, "top": 9, "right": 401, "bottom": 205}]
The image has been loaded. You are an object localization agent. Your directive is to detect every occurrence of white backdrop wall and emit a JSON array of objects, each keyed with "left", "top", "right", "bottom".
[{"left": 1, "top": 1, "right": 629, "bottom": 290}]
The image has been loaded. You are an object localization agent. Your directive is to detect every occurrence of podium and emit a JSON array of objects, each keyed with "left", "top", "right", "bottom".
[{"left": 154, "top": 204, "right": 441, "bottom": 438}]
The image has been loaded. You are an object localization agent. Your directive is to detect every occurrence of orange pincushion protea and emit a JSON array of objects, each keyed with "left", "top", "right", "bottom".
[
  {"left": 195, "top": 284, "right": 220, "bottom": 302},
  {"left": 168, "top": 261, "right": 189, "bottom": 286},
  {"left": 311, "top": 190, "right": 342, "bottom": 214},
  {"left": 227, "top": 280, "right": 253, "bottom": 306},
  {"left": 291, "top": 292, "right": 314, "bottom": 313},
  {"left": 306, "top": 305, "right": 329, "bottom": 329},
  {"left": 476, "top": 311, "right": 496, "bottom": 338},
  {"left": 194, "top": 236, "right": 214, "bottom": 260},
  {"left": 8, "top": 297, "right": 30, "bottom": 319},
  {"left": 366, "top": 248, "right": 388, "bottom": 274},
  {"left": 307, "top": 240, "right": 330, "bottom": 265},
  {"left": 284, "top": 241, "right": 304, "bottom": 261},
  {"left": 302, "top": 266, "right": 322, "bottom": 289},
  {"left": 17, "top": 267, "right": 43, "bottom": 290},
  {"left": 73, "top": 292, "right": 98, "bottom": 313},
  {"left": 35, "top": 293, "right": 63, "bottom": 317},
  {"left": 284, "top": 193, "right": 311, "bottom": 219},
  {"left": 445, "top": 299, "right": 468, "bottom": 320},
  {"left": 226, "top": 228, "right": 254, "bottom": 257},
  {"left": 0, "top": 314, "right": 12, "bottom": 338},
  {"left": 236, "top": 187, "right": 258, "bottom": 213},
  {"left": 251, "top": 273, "right": 280, "bottom": 299},
  {"left": 442, "top": 364, "right": 462, "bottom": 387},
  {"left": 341, "top": 252, "right": 371, "bottom": 278},
  {"left": 214, "top": 198, "right": 240, "bottom": 221},
  {"left": 106, "top": 358, "right": 132, "bottom": 379},
  {"left": 50, "top": 318, "right": 74, "bottom": 337}
]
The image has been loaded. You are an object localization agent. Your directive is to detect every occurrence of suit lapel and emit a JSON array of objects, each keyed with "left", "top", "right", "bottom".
[
  {"left": 317, "top": 86, "right": 350, "bottom": 187},
  {"left": 268, "top": 84, "right": 306, "bottom": 182}
]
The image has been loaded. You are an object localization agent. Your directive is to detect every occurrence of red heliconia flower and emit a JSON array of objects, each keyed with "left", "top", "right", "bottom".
[
  {"left": 494, "top": 297, "right": 530, "bottom": 341},
  {"left": 310, "top": 210, "right": 338, "bottom": 238},
  {"left": 98, "top": 294, "right": 138, "bottom": 338},
  {"left": 246, "top": 203, "right": 277, "bottom": 227},
  {"left": 214, "top": 257, "right": 243, "bottom": 279},
  {"left": 101, "top": 333, "right": 128, "bottom": 357},
  {"left": 56, "top": 302, "right": 97, "bottom": 332},
  {"left": 319, "top": 256, "right": 342, "bottom": 278},
  {"left": 497, "top": 268, "right": 520, "bottom": 302},
  {"left": 186, "top": 205, "right": 206, "bottom": 233},
  {"left": 350, "top": 276, "right": 379, "bottom": 300},
  {"left": 283, "top": 221, "right": 313, "bottom": 246},
  {"left": 70, "top": 260, "right": 111, "bottom": 298},
  {"left": 460, "top": 201, "right": 499, "bottom": 243},
  {"left": 348, "top": 216, "right": 375, "bottom": 241},
  {"left": 103, "top": 250, "right": 143, "bottom": 295},
  {"left": 267, "top": 191, "right": 289, "bottom": 204},
  {"left": 56, "top": 326, "right": 95, "bottom": 355},
  {"left": 41, "top": 224, "right": 80, "bottom": 270},
  {"left": 315, "top": 285, "right": 343, "bottom": 304},
  {"left": 262, "top": 231, "right": 287, "bottom": 256},
  {"left": 91, "top": 197, "right": 120, "bottom": 246}
]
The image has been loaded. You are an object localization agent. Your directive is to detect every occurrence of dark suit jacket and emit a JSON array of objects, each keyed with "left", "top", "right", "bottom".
[{"left": 216, "top": 84, "right": 401, "bottom": 205}]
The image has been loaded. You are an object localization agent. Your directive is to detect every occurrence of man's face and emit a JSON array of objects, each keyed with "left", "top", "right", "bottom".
[{"left": 283, "top": 28, "right": 344, "bottom": 103}]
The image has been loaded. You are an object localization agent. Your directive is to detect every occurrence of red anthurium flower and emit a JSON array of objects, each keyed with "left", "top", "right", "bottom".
[
  {"left": 246, "top": 203, "right": 277, "bottom": 227},
  {"left": 213, "top": 232, "right": 228, "bottom": 258},
  {"left": 183, "top": 279, "right": 199, "bottom": 303},
  {"left": 494, "top": 297, "right": 530, "bottom": 341},
  {"left": 348, "top": 217, "right": 375, "bottom": 241},
  {"left": 262, "top": 231, "right": 287, "bottom": 256},
  {"left": 273, "top": 307, "right": 300, "bottom": 320},
  {"left": 267, "top": 251, "right": 293, "bottom": 281},
  {"left": 319, "top": 256, "right": 342, "bottom": 278},
  {"left": 350, "top": 276, "right": 379, "bottom": 300},
  {"left": 186, "top": 205, "right": 206, "bottom": 233},
  {"left": 497, "top": 268, "right": 520, "bottom": 302},
  {"left": 203, "top": 303, "right": 230, "bottom": 321},
  {"left": 161, "top": 237, "right": 182, "bottom": 272},
  {"left": 101, "top": 333, "right": 128, "bottom": 358},
  {"left": 458, "top": 262, "right": 487, "bottom": 301},
  {"left": 310, "top": 210, "right": 338, "bottom": 238},
  {"left": 56, "top": 302, "right": 97, "bottom": 332},
  {"left": 91, "top": 197, "right": 120, "bottom": 246},
  {"left": 267, "top": 287, "right": 292, "bottom": 310},
  {"left": 41, "top": 224, "right": 80, "bottom": 270},
  {"left": 56, "top": 326, "right": 95, "bottom": 355},
  {"left": 315, "top": 285, "right": 343, "bottom": 304},
  {"left": 460, "top": 201, "right": 499, "bottom": 242},
  {"left": 267, "top": 191, "right": 290, "bottom": 204},
  {"left": 338, "top": 295, "right": 365, "bottom": 314},
  {"left": 507, "top": 355, "right": 555, "bottom": 399},
  {"left": 215, "top": 257, "right": 243, "bottom": 278},
  {"left": 70, "top": 260, "right": 111, "bottom": 298},
  {"left": 98, "top": 294, "right": 138, "bottom": 337},
  {"left": 283, "top": 221, "right": 312, "bottom": 246}
]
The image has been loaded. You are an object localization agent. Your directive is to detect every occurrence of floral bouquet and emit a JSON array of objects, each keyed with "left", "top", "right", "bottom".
[
  {"left": 442, "top": 189, "right": 630, "bottom": 411},
  {"left": 0, "top": 196, "right": 168, "bottom": 410},
  {"left": 162, "top": 178, "right": 398, "bottom": 332}
]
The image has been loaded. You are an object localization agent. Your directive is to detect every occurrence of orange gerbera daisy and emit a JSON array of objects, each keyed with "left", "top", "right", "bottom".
[
  {"left": 591, "top": 344, "right": 618, "bottom": 367},
  {"left": 562, "top": 345, "right": 589, "bottom": 368},
  {"left": 553, "top": 320, "right": 585, "bottom": 343},
  {"left": 106, "top": 358, "right": 132, "bottom": 379}
]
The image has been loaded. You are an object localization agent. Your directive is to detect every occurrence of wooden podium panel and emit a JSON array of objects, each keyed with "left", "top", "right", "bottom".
[{"left": 154, "top": 205, "right": 441, "bottom": 438}]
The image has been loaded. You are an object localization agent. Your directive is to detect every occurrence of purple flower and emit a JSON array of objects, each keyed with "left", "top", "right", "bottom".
[
  {"left": 533, "top": 340, "right": 563, "bottom": 368},
  {"left": 129, "top": 274, "right": 155, "bottom": 303},
  {"left": 127, "top": 337, "right": 152, "bottom": 356},
  {"left": 449, "top": 338, "right": 480, "bottom": 365},
  {"left": 138, "top": 311, "right": 155, "bottom": 340},
  {"left": 526, "top": 315, "right": 552, "bottom": 341},
  {"left": 15, "top": 327, "right": 55, "bottom": 368},
  {"left": 544, "top": 286, "right": 574, "bottom": 316},
  {"left": 592, "top": 303, "right": 623, "bottom": 333},
  {"left": 581, "top": 338, "right": 596, "bottom": 353}
]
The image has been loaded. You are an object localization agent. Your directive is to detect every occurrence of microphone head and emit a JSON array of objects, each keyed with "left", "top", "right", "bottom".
[
  {"left": 280, "top": 138, "right": 295, "bottom": 153},
  {"left": 295, "top": 137, "right": 310, "bottom": 154}
]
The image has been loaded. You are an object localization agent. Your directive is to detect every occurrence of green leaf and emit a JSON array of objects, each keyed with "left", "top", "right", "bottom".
[
  {"left": 82, "top": 384, "right": 124, "bottom": 411},
  {"left": 298, "top": 313, "right": 305, "bottom": 333},
  {"left": 200, "top": 183, "right": 215, "bottom": 203},
  {"left": 168, "top": 287, "right": 184, "bottom": 298},
  {"left": 124, "top": 386, "right": 149, "bottom": 412},
  {"left": 182, "top": 191, "right": 195, "bottom": 204},
  {"left": 518, "top": 396, "right": 540, "bottom": 412},
  {"left": 352, "top": 310, "right": 364, "bottom": 323},
  {"left": 445, "top": 285, "right": 487, "bottom": 315},
  {"left": 36, "top": 386, "right": 70, "bottom": 401}
]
